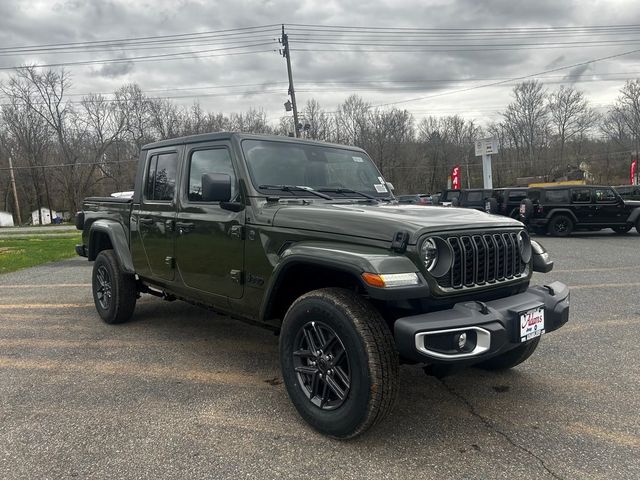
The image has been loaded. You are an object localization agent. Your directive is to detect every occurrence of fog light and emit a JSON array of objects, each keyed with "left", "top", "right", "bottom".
[{"left": 454, "top": 332, "right": 467, "bottom": 351}]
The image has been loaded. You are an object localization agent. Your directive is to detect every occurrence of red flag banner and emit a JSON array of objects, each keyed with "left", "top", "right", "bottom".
[
  {"left": 451, "top": 165, "right": 461, "bottom": 190},
  {"left": 631, "top": 159, "right": 637, "bottom": 185}
]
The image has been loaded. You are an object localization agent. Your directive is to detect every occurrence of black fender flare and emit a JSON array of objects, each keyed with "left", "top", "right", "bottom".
[
  {"left": 545, "top": 208, "right": 578, "bottom": 223},
  {"left": 626, "top": 207, "right": 640, "bottom": 224},
  {"left": 259, "top": 242, "right": 427, "bottom": 322},
  {"left": 88, "top": 220, "right": 135, "bottom": 274}
]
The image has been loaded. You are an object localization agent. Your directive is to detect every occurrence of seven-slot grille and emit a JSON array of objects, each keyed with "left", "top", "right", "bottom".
[{"left": 436, "top": 232, "right": 527, "bottom": 289}]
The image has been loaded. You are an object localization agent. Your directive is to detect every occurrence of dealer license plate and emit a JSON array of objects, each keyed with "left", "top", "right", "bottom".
[{"left": 519, "top": 306, "right": 545, "bottom": 342}]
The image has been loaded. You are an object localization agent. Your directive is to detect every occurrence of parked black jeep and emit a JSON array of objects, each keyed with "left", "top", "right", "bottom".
[
  {"left": 488, "top": 187, "right": 530, "bottom": 218},
  {"left": 520, "top": 185, "right": 640, "bottom": 236},
  {"left": 438, "top": 189, "right": 492, "bottom": 210}
]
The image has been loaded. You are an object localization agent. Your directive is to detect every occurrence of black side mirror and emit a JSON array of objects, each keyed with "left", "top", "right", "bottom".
[{"left": 202, "top": 173, "right": 231, "bottom": 202}]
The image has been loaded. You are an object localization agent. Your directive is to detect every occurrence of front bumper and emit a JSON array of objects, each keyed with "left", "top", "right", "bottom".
[{"left": 394, "top": 281, "right": 569, "bottom": 365}]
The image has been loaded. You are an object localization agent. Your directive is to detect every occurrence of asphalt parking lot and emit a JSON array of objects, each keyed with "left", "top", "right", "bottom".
[{"left": 1, "top": 231, "right": 639, "bottom": 479}]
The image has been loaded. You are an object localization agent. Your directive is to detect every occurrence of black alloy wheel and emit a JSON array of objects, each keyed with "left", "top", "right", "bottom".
[
  {"left": 91, "top": 249, "right": 137, "bottom": 324},
  {"left": 548, "top": 215, "right": 573, "bottom": 237},
  {"left": 612, "top": 225, "right": 632, "bottom": 234},
  {"left": 279, "top": 288, "right": 398, "bottom": 439},
  {"left": 95, "top": 265, "right": 113, "bottom": 310},
  {"left": 293, "top": 321, "right": 350, "bottom": 410}
]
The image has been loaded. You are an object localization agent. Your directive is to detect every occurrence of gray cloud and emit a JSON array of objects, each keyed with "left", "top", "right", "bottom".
[{"left": 0, "top": 0, "right": 638, "bottom": 125}]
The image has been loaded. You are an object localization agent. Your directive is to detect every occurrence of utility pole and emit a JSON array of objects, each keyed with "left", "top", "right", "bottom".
[
  {"left": 281, "top": 25, "right": 300, "bottom": 138},
  {"left": 7, "top": 154, "right": 22, "bottom": 225}
]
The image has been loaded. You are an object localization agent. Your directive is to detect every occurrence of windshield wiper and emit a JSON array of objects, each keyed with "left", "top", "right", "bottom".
[
  {"left": 317, "top": 187, "right": 379, "bottom": 201},
  {"left": 258, "top": 184, "right": 333, "bottom": 200}
]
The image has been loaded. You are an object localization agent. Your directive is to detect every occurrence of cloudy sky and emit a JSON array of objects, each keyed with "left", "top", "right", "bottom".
[{"left": 1, "top": 0, "right": 640, "bottom": 126}]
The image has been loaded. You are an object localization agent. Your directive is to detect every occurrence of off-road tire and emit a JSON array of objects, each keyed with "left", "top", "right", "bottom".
[
  {"left": 92, "top": 249, "right": 137, "bottom": 324},
  {"left": 279, "top": 288, "right": 399, "bottom": 439},
  {"left": 547, "top": 214, "right": 574, "bottom": 237},
  {"left": 635, "top": 217, "right": 640, "bottom": 234},
  {"left": 612, "top": 225, "right": 632, "bottom": 234},
  {"left": 477, "top": 337, "right": 540, "bottom": 371}
]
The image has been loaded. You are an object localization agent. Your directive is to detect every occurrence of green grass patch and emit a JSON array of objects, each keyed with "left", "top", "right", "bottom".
[{"left": 0, "top": 235, "right": 81, "bottom": 274}]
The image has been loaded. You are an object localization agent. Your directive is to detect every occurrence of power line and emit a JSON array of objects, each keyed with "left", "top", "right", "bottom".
[
  {"left": 370, "top": 47, "right": 640, "bottom": 108},
  {"left": 0, "top": 44, "right": 277, "bottom": 71},
  {"left": 0, "top": 24, "right": 281, "bottom": 53},
  {"left": 0, "top": 159, "right": 138, "bottom": 172}
]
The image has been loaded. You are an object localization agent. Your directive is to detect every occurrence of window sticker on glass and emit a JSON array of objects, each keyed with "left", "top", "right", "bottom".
[
  {"left": 352, "top": 156, "right": 364, "bottom": 162},
  {"left": 374, "top": 184, "right": 388, "bottom": 193}
]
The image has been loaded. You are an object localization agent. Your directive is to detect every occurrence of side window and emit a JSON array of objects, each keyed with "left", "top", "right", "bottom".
[
  {"left": 466, "top": 191, "right": 482, "bottom": 202},
  {"left": 508, "top": 191, "right": 527, "bottom": 202},
  {"left": 145, "top": 152, "right": 178, "bottom": 201},
  {"left": 595, "top": 188, "right": 617, "bottom": 203},
  {"left": 188, "top": 148, "right": 236, "bottom": 202},
  {"left": 543, "top": 189, "right": 569, "bottom": 203},
  {"left": 571, "top": 188, "right": 591, "bottom": 203}
]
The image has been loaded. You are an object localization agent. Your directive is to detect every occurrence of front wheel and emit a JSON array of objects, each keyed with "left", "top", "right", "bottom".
[
  {"left": 92, "top": 249, "right": 137, "bottom": 324},
  {"left": 547, "top": 215, "right": 574, "bottom": 237},
  {"left": 612, "top": 225, "right": 632, "bottom": 234},
  {"left": 279, "top": 288, "right": 399, "bottom": 439},
  {"left": 476, "top": 337, "right": 540, "bottom": 371}
]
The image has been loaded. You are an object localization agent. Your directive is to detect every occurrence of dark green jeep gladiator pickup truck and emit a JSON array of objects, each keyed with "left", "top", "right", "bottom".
[{"left": 76, "top": 132, "right": 569, "bottom": 438}]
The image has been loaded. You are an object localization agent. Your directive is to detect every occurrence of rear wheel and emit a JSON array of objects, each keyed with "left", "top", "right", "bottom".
[
  {"left": 547, "top": 214, "right": 574, "bottom": 237},
  {"left": 279, "top": 288, "right": 399, "bottom": 439},
  {"left": 477, "top": 338, "right": 540, "bottom": 371},
  {"left": 612, "top": 225, "right": 632, "bottom": 234},
  {"left": 92, "top": 249, "right": 137, "bottom": 324}
]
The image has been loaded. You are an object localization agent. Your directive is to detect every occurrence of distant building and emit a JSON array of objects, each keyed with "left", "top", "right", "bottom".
[
  {"left": 31, "top": 207, "right": 57, "bottom": 225},
  {"left": 0, "top": 211, "right": 14, "bottom": 227}
]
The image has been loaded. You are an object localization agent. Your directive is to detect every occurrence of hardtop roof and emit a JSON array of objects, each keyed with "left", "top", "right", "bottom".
[{"left": 141, "top": 132, "right": 366, "bottom": 152}]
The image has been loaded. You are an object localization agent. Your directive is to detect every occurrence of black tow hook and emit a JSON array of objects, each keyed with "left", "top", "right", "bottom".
[
  {"left": 543, "top": 284, "right": 555, "bottom": 296},
  {"left": 475, "top": 301, "right": 490, "bottom": 315}
]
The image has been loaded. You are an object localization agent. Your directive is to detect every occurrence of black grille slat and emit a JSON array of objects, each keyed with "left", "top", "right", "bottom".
[{"left": 436, "top": 231, "right": 527, "bottom": 290}]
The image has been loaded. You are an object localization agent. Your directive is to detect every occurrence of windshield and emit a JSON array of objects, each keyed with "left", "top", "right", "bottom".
[{"left": 241, "top": 139, "right": 391, "bottom": 198}]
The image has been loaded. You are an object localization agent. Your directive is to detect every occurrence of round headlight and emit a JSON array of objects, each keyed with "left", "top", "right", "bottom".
[
  {"left": 517, "top": 231, "right": 532, "bottom": 263},
  {"left": 421, "top": 238, "right": 438, "bottom": 271}
]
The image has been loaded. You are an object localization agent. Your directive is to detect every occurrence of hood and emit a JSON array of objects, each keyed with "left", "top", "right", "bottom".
[
  {"left": 624, "top": 200, "right": 640, "bottom": 207},
  {"left": 271, "top": 203, "right": 522, "bottom": 243}
]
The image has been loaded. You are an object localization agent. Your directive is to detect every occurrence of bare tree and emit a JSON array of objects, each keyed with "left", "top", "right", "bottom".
[
  {"left": 502, "top": 80, "right": 549, "bottom": 169},
  {"left": 615, "top": 80, "right": 640, "bottom": 160},
  {"left": 548, "top": 85, "right": 598, "bottom": 162},
  {"left": 335, "top": 95, "right": 370, "bottom": 147}
]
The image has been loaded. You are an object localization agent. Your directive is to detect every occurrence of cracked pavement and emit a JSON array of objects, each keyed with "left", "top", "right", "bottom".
[{"left": 0, "top": 230, "right": 639, "bottom": 479}]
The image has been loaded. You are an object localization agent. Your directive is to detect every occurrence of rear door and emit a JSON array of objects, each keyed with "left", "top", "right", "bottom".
[
  {"left": 131, "top": 148, "right": 181, "bottom": 281},
  {"left": 174, "top": 141, "right": 245, "bottom": 299}
]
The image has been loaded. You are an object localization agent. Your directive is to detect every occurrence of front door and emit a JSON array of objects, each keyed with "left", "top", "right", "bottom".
[
  {"left": 174, "top": 142, "right": 244, "bottom": 299},
  {"left": 592, "top": 187, "right": 627, "bottom": 225},
  {"left": 570, "top": 188, "right": 594, "bottom": 225},
  {"left": 132, "top": 149, "right": 180, "bottom": 281}
]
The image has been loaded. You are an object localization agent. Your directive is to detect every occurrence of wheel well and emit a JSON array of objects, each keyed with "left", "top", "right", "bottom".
[
  {"left": 89, "top": 231, "right": 113, "bottom": 260},
  {"left": 547, "top": 211, "right": 576, "bottom": 224},
  {"left": 265, "top": 263, "right": 363, "bottom": 322}
]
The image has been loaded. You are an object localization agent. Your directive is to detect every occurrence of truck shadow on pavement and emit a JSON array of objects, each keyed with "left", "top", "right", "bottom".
[{"left": 126, "top": 298, "right": 562, "bottom": 452}]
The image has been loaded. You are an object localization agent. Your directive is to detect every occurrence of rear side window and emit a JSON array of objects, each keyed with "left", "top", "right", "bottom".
[
  {"left": 571, "top": 189, "right": 591, "bottom": 203},
  {"left": 145, "top": 152, "right": 178, "bottom": 201},
  {"left": 188, "top": 148, "right": 236, "bottom": 202},
  {"left": 543, "top": 189, "right": 569, "bottom": 203},
  {"left": 466, "top": 191, "right": 483, "bottom": 202},
  {"left": 508, "top": 191, "right": 527, "bottom": 202},
  {"left": 595, "top": 188, "right": 617, "bottom": 203}
]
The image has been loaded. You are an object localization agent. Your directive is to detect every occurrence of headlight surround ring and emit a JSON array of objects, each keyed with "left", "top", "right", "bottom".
[
  {"left": 420, "top": 236, "right": 453, "bottom": 278},
  {"left": 517, "top": 230, "right": 532, "bottom": 264}
]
